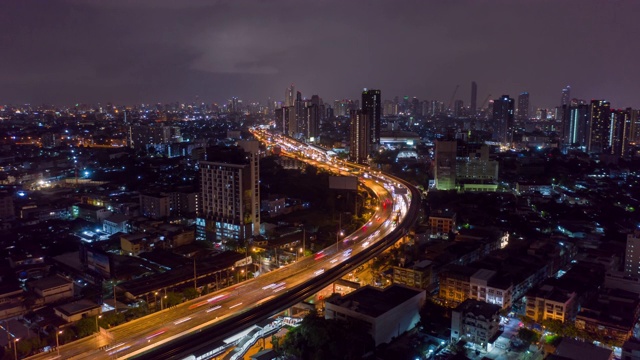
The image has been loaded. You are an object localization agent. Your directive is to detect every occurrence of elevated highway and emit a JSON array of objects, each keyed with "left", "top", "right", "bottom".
[{"left": 27, "top": 131, "right": 421, "bottom": 360}]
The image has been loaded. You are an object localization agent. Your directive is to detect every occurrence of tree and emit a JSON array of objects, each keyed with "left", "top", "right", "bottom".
[
  {"left": 517, "top": 328, "right": 540, "bottom": 344},
  {"left": 165, "top": 292, "right": 183, "bottom": 307},
  {"left": 182, "top": 287, "right": 199, "bottom": 301},
  {"left": 280, "top": 311, "right": 374, "bottom": 360},
  {"left": 74, "top": 317, "right": 97, "bottom": 338}
]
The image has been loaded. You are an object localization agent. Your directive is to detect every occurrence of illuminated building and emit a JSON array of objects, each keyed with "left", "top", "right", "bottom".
[
  {"left": 587, "top": 100, "right": 611, "bottom": 153},
  {"left": 362, "top": 89, "right": 381, "bottom": 145},
  {"left": 517, "top": 92, "right": 529, "bottom": 120},
  {"left": 349, "top": 109, "right": 370, "bottom": 164},
  {"left": 451, "top": 299, "right": 501, "bottom": 352},
  {"left": 199, "top": 142, "right": 260, "bottom": 244},
  {"left": 434, "top": 140, "right": 456, "bottom": 190},
  {"left": 492, "top": 95, "right": 514, "bottom": 144}
]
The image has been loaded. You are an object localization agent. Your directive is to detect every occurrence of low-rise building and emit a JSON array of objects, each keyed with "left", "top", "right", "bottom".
[
  {"left": 451, "top": 299, "right": 501, "bottom": 352},
  {"left": 29, "top": 274, "right": 73, "bottom": 304},
  {"left": 103, "top": 213, "right": 131, "bottom": 235},
  {"left": 525, "top": 284, "right": 577, "bottom": 323},
  {"left": 54, "top": 299, "right": 101, "bottom": 322},
  {"left": 428, "top": 209, "right": 456, "bottom": 238},
  {"left": 575, "top": 288, "right": 640, "bottom": 347},
  {"left": 393, "top": 260, "right": 433, "bottom": 290},
  {"left": 621, "top": 337, "right": 640, "bottom": 360},
  {"left": 324, "top": 284, "right": 426, "bottom": 346}
]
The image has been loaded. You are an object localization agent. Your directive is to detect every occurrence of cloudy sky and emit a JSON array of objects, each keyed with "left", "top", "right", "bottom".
[{"left": 1, "top": 0, "right": 638, "bottom": 109}]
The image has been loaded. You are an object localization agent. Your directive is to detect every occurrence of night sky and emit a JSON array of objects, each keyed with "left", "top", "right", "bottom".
[{"left": 1, "top": 0, "right": 639, "bottom": 108}]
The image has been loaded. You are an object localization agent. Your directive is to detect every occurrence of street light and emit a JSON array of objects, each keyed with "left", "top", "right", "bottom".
[
  {"left": 13, "top": 338, "right": 19, "bottom": 360},
  {"left": 95, "top": 315, "right": 102, "bottom": 334},
  {"left": 55, "top": 330, "right": 62, "bottom": 357}
]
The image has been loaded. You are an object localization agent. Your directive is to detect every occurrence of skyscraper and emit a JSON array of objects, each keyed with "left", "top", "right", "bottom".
[
  {"left": 561, "top": 86, "right": 571, "bottom": 106},
  {"left": 434, "top": 140, "right": 457, "bottom": 190},
  {"left": 470, "top": 81, "right": 477, "bottom": 116},
  {"left": 285, "top": 84, "right": 295, "bottom": 107},
  {"left": 295, "top": 91, "right": 305, "bottom": 138},
  {"left": 200, "top": 143, "right": 260, "bottom": 244},
  {"left": 610, "top": 109, "right": 629, "bottom": 156},
  {"left": 362, "top": 89, "right": 381, "bottom": 145},
  {"left": 492, "top": 95, "right": 515, "bottom": 144},
  {"left": 517, "top": 92, "right": 529, "bottom": 120},
  {"left": 566, "top": 103, "right": 589, "bottom": 148},
  {"left": 587, "top": 100, "right": 611, "bottom": 153},
  {"left": 349, "top": 109, "right": 370, "bottom": 164}
]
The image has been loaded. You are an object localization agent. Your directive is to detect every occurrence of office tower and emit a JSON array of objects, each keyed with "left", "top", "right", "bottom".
[
  {"left": 470, "top": 81, "right": 477, "bottom": 116},
  {"left": 561, "top": 86, "right": 571, "bottom": 106},
  {"left": 362, "top": 89, "right": 381, "bottom": 145},
  {"left": 285, "top": 84, "right": 295, "bottom": 107},
  {"left": 610, "top": 109, "right": 629, "bottom": 156},
  {"left": 630, "top": 109, "right": 640, "bottom": 145},
  {"left": 383, "top": 100, "right": 396, "bottom": 116},
  {"left": 625, "top": 229, "right": 640, "bottom": 276},
  {"left": 349, "top": 109, "right": 370, "bottom": 164},
  {"left": 200, "top": 143, "right": 260, "bottom": 244},
  {"left": 409, "top": 97, "right": 420, "bottom": 116},
  {"left": 294, "top": 91, "right": 306, "bottom": 137},
  {"left": 305, "top": 103, "right": 320, "bottom": 140},
  {"left": 587, "top": 100, "right": 611, "bottom": 153},
  {"left": 492, "top": 95, "right": 515, "bottom": 144},
  {"left": 566, "top": 104, "right": 589, "bottom": 148},
  {"left": 285, "top": 106, "right": 297, "bottom": 136},
  {"left": 454, "top": 100, "right": 464, "bottom": 117},
  {"left": 434, "top": 140, "right": 457, "bottom": 190},
  {"left": 517, "top": 92, "right": 529, "bottom": 120}
]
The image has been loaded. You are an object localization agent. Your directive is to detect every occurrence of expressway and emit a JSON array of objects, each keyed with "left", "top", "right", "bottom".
[{"left": 27, "top": 130, "right": 420, "bottom": 360}]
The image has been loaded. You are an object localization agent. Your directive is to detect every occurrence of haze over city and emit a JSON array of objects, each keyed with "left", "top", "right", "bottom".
[{"left": 1, "top": 0, "right": 640, "bottom": 107}]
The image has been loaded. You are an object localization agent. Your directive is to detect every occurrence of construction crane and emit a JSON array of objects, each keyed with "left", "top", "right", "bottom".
[
  {"left": 447, "top": 85, "right": 460, "bottom": 111},
  {"left": 480, "top": 94, "right": 492, "bottom": 110}
]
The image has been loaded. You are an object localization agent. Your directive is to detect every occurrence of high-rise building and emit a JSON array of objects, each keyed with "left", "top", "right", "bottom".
[
  {"left": 285, "top": 84, "right": 295, "bottom": 107},
  {"left": 200, "top": 143, "right": 260, "bottom": 244},
  {"left": 517, "top": 92, "right": 530, "bottom": 121},
  {"left": 629, "top": 109, "right": 640, "bottom": 145},
  {"left": 362, "top": 89, "right": 381, "bottom": 145},
  {"left": 561, "top": 86, "right": 571, "bottom": 106},
  {"left": 625, "top": 229, "right": 640, "bottom": 276},
  {"left": 492, "top": 95, "right": 515, "bottom": 144},
  {"left": 610, "top": 109, "right": 630, "bottom": 156},
  {"left": 566, "top": 103, "right": 590, "bottom": 148},
  {"left": 587, "top": 100, "right": 611, "bottom": 153},
  {"left": 470, "top": 81, "right": 477, "bottom": 116},
  {"left": 305, "top": 104, "right": 320, "bottom": 140},
  {"left": 434, "top": 140, "right": 457, "bottom": 190},
  {"left": 349, "top": 110, "right": 370, "bottom": 164},
  {"left": 454, "top": 100, "right": 464, "bottom": 118}
]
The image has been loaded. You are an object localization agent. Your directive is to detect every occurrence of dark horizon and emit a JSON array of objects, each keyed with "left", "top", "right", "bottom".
[{"left": 1, "top": 0, "right": 639, "bottom": 109}]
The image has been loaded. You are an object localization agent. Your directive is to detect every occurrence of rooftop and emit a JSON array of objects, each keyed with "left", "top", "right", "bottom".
[
  {"left": 326, "top": 284, "right": 424, "bottom": 318},
  {"left": 29, "top": 274, "right": 72, "bottom": 290},
  {"left": 554, "top": 338, "right": 612, "bottom": 360},
  {"left": 55, "top": 299, "right": 100, "bottom": 317},
  {"left": 454, "top": 299, "right": 501, "bottom": 320}
]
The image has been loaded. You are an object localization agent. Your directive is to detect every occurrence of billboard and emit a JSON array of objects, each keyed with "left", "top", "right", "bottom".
[
  {"left": 329, "top": 176, "right": 358, "bottom": 191},
  {"left": 87, "top": 250, "right": 111, "bottom": 278},
  {"left": 234, "top": 256, "right": 253, "bottom": 267}
]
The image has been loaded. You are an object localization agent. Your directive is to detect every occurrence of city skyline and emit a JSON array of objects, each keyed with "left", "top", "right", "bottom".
[{"left": 1, "top": 1, "right": 639, "bottom": 108}]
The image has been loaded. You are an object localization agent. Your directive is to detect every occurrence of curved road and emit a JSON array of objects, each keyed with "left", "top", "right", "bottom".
[{"left": 27, "top": 132, "right": 420, "bottom": 360}]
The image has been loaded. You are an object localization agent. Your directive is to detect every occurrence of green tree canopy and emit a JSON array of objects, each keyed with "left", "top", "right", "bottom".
[{"left": 279, "top": 311, "right": 374, "bottom": 360}]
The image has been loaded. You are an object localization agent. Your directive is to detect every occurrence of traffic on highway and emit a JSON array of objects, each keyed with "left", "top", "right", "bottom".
[{"left": 28, "top": 129, "right": 416, "bottom": 360}]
